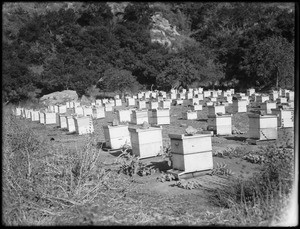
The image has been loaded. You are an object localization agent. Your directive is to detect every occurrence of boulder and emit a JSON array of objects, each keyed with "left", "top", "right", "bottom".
[{"left": 40, "top": 90, "right": 78, "bottom": 105}]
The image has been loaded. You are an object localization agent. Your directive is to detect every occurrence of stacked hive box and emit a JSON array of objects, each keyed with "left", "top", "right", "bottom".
[
  {"left": 74, "top": 116, "right": 94, "bottom": 135},
  {"left": 74, "top": 106, "right": 84, "bottom": 116},
  {"left": 271, "top": 108, "right": 294, "bottom": 128},
  {"left": 182, "top": 110, "right": 197, "bottom": 120},
  {"left": 129, "top": 126, "right": 163, "bottom": 159},
  {"left": 39, "top": 112, "right": 45, "bottom": 124},
  {"left": 151, "top": 108, "right": 170, "bottom": 125},
  {"left": 67, "top": 116, "right": 76, "bottom": 132},
  {"left": 103, "top": 125, "right": 131, "bottom": 149},
  {"left": 30, "top": 110, "right": 39, "bottom": 121},
  {"left": 44, "top": 112, "right": 56, "bottom": 124},
  {"left": 191, "top": 104, "right": 203, "bottom": 111},
  {"left": 137, "top": 100, "right": 146, "bottom": 109},
  {"left": 131, "top": 110, "right": 148, "bottom": 125},
  {"left": 160, "top": 100, "right": 171, "bottom": 109},
  {"left": 169, "top": 134, "right": 213, "bottom": 173},
  {"left": 260, "top": 102, "right": 277, "bottom": 114},
  {"left": 126, "top": 98, "right": 135, "bottom": 106},
  {"left": 114, "top": 99, "right": 122, "bottom": 106},
  {"left": 149, "top": 101, "right": 159, "bottom": 110},
  {"left": 247, "top": 88, "right": 255, "bottom": 96},
  {"left": 117, "top": 109, "right": 131, "bottom": 123},
  {"left": 248, "top": 114, "right": 277, "bottom": 140},
  {"left": 232, "top": 100, "right": 247, "bottom": 113},
  {"left": 207, "top": 114, "right": 232, "bottom": 135},
  {"left": 92, "top": 106, "right": 105, "bottom": 119},
  {"left": 59, "top": 114, "right": 68, "bottom": 129},
  {"left": 83, "top": 106, "right": 93, "bottom": 116},
  {"left": 208, "top": 105, "right": 225, "bottom": 115},
  {"left": 189, "top": 98, "right": 199, "bottom": 106},
  {"left": 256, "top": 95, "right": 269, "bottom": 103},
  {"left": 58, "top": 105, "right": 67, "bottom": 114}
]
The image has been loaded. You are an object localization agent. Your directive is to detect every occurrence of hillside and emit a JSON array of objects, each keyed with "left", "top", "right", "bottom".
[{"left": 2, "top": 2, "right": 295, "bottom": 103}]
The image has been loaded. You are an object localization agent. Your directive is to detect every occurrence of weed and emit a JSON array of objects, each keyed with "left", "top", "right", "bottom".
[
  {"left": 175, "top": 180, "right": 202, "bottom": 190},
  {"left": 156, "top": 173, "right": 176, "bottom": 182},
  {"left": 211, "top": 163, "right": 234, "bottom": 177}
]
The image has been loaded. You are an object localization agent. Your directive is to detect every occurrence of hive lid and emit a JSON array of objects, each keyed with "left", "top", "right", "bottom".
[{"left": 168, "top": 133, "right": 211, "bottom": 139}]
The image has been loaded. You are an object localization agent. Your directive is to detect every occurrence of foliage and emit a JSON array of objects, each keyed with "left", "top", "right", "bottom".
[
  {"left": 175, "top": 180, "right": 202, "bottom": 190},
  {"left": 211, "top": 162, "right": 234, "bottom": 176}
]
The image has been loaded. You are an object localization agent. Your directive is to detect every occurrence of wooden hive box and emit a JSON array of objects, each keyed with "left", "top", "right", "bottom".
[
  {"left": 74, "top": 106, "right": 84, "bottom": 116},
  {"left": 151, "top": 108, "right": 170, "bottom": 125},
  {"left": 206, "top": 101, "right": 214, "bottom": 106},
  {"left": 191, "top": 104, "right": 203, "bottom": 111},
  {"left": 182, "top": 111, "right": 197, "bottom": 120},
  {"left": 276, "top": 97, "right": 287, "bottom": 104},
  {"left": 170, "top": 93, "right": 177, "bottom": 100},
  {"left": 30, "top": 111, "right": 39, "bottom": 121},
  {"left": 104, "top": 103, "right": 113, "bottom": 112},
  {"left": 59, "top": 114, "right": 68, "bottom": 129},
  {"left": 196, "top": 93, "right": 204, "bottom": 100},
  {"left": 169, "top": 134, "right": 213, "bottom": 173},
  {"left": 177, "top": 93, "right": 185, "bottom": 99},
  {"left": 232, "top": 100, "right": 247, "bottom": 113},
  {"left": 270, "top": 93, "right": 279, "bottom": 101},
  {"left": 189, "top": 98, "right": 199, "bottom": 106},
  {"left": 44, "top": 112, "right": 56, "bottom": 125},
  {"left": 128, "top": 126, "right": 163, "bottom": 159},
  {"left": 248, "top": 114, "right": 277, "bottom": 140},
  {"left": 210, "top": 97, "right": 217, "bottom": 102},
  {"left": 149, "top": 101, "right": 159, "bottom": 110},
  {"left": 210, "top": 91, "right": 218, "bottom": 98},
  {"left": 66, "top": 116, "right": 76, "bottom": 132},
  {"left": 271, "top": 108, "right": 294, "bottom": 128},
  {"left": 92, "top": 106, "right": 105, "bottom": 119},
  {"left": 286, "top": 91, "right": 294, "bottom": 101},
  {"left": 185, "top": 92, "right": 193, "bottom": 99},
  {"left": 126, "top": 98, "right": 135, "bottom": 106},
  {"left": 58, "top": 105, "right": 67, "bottom": 114},
  {"left": 131, "top": 110, "right": 148, "bottom": 125},
  {"left": 208, "top": 105, "right": 225, "bottom": 115},
  {"left": 39, "top": 112, "right": 45, "bottom": 124},
  {"left": 207, "top": 114, "right": 232, "bottom": 135},
  {"left": 137, "top": 93, "right": 144, "bottom": 99},
  {"left": 74, "top": 116, "right": 94, "bottom": 135},
  {"left": 103, "top": 125, "right": 131, "bottom": 149},
  {"left": 137, "top": 100, "right": 146, "bottom": 109},
  {"left": 117, "top": 109, "right": 131, "bottom": 123},
  {"left": 260, "top": 102, "right": 277, "bottom": 114},
  {"left": 114, "top": 99, "right": 122, "bottom": 107},
  {"left": 151, "top": 92, "right": 157, "bottom": 99},
  {"left": 174, "top": 99, "right": 183, "bottom": 105},
  {"left": 83, "top": 106, "right": 93, "bottom": 116},
  {"left": 160, "top": 100, "right": 171, "bottom": 109}
]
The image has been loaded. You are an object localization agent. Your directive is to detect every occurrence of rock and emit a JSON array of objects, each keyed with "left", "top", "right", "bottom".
[
  {"left": 216, "top": 112, "right": 223, "bottom": 116},
  {"left": 185, "top": 126, "right": 198, "bottom": 135},
  {"left": 40, "top": 90, "right": 78, "bottom": 105},
  {"left": 180, "top": 123, "right": 187, "bottom": 127}
]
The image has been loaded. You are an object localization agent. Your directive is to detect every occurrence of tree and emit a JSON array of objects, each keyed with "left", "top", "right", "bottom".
[
  {"left": 242, "top": 36, "right": 294, "bottom": 90},
  {"left": 99, "top": 67, "right": 141, "bottom": 98}
]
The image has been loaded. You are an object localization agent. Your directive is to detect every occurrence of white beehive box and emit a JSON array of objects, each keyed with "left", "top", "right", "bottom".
[
  {"left": 286, "top": 91, "right": 294, "bottom": 101},
  {"left": 151, "top": 108, "right": 170, "bottom": 125},
  {"left": 247, "top": 88, "right": 255, "bottom": 96},
  {"left": 102, "top": 99, "right": 108, "bottom": 104},
  {"left": 103, "top": 125, "right": 131, "bottom": 149},
  {"left": 170, "top": 93, "right": 177, "bottom": 99},
  {"left": 117, "top": 109, "right": 131, "bottom": 123},
  {"left": 137, "top": 93, "right": 144, "bottom": 99},
  {"left": 73, "top": 102, "right": 80, "bottom": 108},
  {"left": 181, "top": 89, "right": 187, "bottom": 93},
  {"left": 189, "top": 98, "right": 199, "bottom": 105},
  {"left": 177, "top": 93, "right": 185, "bottom": 99},
  {"left": 206, "top": 101, "right": 214, "bottom": 106},
  {"left": 260, "top": 102, "right": 277, "bottom": 114},
  {"left": 25, "top": 109, "right": 32, "bottom": 119},
  {"left": 114, "top": 99, "right": 122, "bottom": 106},
  {"left": 160, "top": 100, "right": 171, "bottom": 109},
  {"left": 208, "top": 105, "right": 225, "bottom": 115},
  {"left": 170, "top": 89, "right": 177, "bottom": 94},
  {"left": 276, "top": 97, "right": 288, "bottom": 104},
  {"left": 211, "top": 91, "right": 218, "bottom": 98},
  {"left": 149, "top": 101, "right": 159, "bottom": 109},
  {"left": 132, "top": 95, "right": 137, "bottom": 99},
  {"left": 95, "top": 99, "right": 102, "bottom": 106},
  {"left": 174, "top": 99, "right": 183, "bottom": 105},
  {"left": 198, "top": 87, "right": 204, "bottom": 93},
  {"left": 104, "top": 103, "right": 113, "bottom": 112},
  {"left": 188, "top": 88, "right": 193, "bottom": 93},
  {"left": 169, "top": 134, "right": 213, "bottom": 173},
  {"left": 256, "top": 95, "right": 269, "bottom": 103},
  {"left": 137, "top": 100, "right": 146, "bottom": 109},
  {"left": 222, "top": 91, "right": 231, "bottom": 97},
  {"left": 15, "top": 107, "right": 22, "bottom": 116},
  {"left": 74, "top": 116, "right": 94, "bottom": 135},
  {"left": 129, "top": 126, "right": 163, "bottom": 159},
  {"left": 74, "top": 106, "right": 84, "bottom": 116},
  {"left": 191, "top": 104, "right": 203, "bottom": 111},
  {"left": 229, "top": 88, "right": 235, "bottom": 94},
  {"left": 225, "top": 96, "right": 233, "bottom": 103},
  {"left": 131, "top": 110, "right": 148, "bottom": 125},
  {"left": 160, "top": 91, "right": 167, "bottom": 98},
  {"left": 248, "top": 114, "right": 277, "bottom": 140},
  {"left": 126, "top": 98, "right": 135, "bottom": 106},
  {"left": 232, "top": 100, "right": 247, "bottom": 113},
  {"left": 186, "top": 92, "right": 193, "bottom": 99},
  {"left": 270, "top": 93, "right": 279, "bottom": 101},
  {"left": 92, "top": 106, "right": 105, "bottom": 119},
  {"left": 59, "top": 114, "right": 68, "bottom": 129},
  {"left": 30, "top": 111, "right": 39, "bottom": 121},
  {"left": 182, "top": 111, "right": 197, "bottom": 120},
  {"left": 271, "top": 108, "right": 294, "bottom": 128},
  {"left": 210, "top": 97, "right": 217, "bottom": 102},
  {"left": 207, "top": 114, "right": 232, "bottom": 135},
  {"left": 204, "top": 91, "right": 211, "bottom": 97},
  {"left": 44, "top": 112, "right": 56, "bottom": 125},
  {"left": 144, "top": 91, "right": 151, "bottom": 99},
  {"left": 58, "top": 105, "right": 67, "bottom": 114},
  {"left": 39, "top": 112, "right": 45, "bottom": 124},
  {"left": 151, "top": 92, "right": 157, "bottom": 99},
  {"left": 83, "top": 106, "right": 93, "bottom": 116},
  {"left": 114, "top": 95, "right": 120, "bottom": 99},
  {"left": 196, "top": 93, "right": 204, "bottom": 100},
  {"left": 67, "top": 116, "right": 76, "bottom": 132}
]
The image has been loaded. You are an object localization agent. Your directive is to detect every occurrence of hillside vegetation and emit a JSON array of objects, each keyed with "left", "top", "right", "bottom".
[{"left": 2, "top": 2, "right": 294, "bottom": 103}]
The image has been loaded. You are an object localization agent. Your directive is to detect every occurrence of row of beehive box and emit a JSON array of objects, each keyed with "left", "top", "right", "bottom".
[{"left": 103, "top": 124, "right": 214, "bottom": 173}]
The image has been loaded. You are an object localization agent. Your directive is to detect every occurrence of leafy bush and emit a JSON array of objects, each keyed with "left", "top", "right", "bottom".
[{"left": 210, "top": 162, "right": 234, "bottom": 177}]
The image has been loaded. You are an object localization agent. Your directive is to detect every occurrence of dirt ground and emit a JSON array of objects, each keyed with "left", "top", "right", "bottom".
[{"left": 21, "top": 100, "right": 294, "bottom": 225}]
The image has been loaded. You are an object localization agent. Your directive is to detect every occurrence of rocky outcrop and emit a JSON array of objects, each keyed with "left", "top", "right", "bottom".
[{"left": 39, "top": 90, "right": 78, "bottom": 105}]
